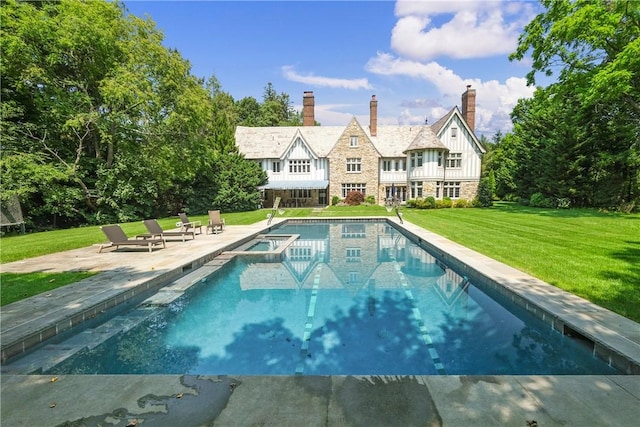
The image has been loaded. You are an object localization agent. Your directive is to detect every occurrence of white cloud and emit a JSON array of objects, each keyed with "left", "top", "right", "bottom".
[
  {"left": 365, "top": 52, "right": 535, "bottom": 134},
  {"left": 282, "top": 65, "right": 372, "bottom": 90},
  {"left": 391, "top": 0, "right": 534, "bottom": 60}
]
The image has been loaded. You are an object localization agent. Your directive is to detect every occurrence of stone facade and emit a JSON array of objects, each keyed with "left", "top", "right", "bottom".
[
  {"left": 411, "top": 181, "right": 479, "bottom": 201},
  {"left": 460, "top": 181, "right": 479, "bottom": 200},
  {"left": 327, "top": 118, "right": 381, "bottom": 202}
]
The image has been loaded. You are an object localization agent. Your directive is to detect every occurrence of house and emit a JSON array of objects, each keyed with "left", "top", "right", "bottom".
[{"left": 234, "top": 86, "right": 485, "bottom": 208}]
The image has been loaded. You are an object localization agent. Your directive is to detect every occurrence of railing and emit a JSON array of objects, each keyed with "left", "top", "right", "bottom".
[
  {"left": 385, "top": 197, "right": 403, "bottom": 224},
  {"left": 267, "top": 196, "right": 281, "bottom": 225}
]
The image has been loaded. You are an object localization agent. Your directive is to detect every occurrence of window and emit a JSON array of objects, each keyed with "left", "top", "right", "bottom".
[
  {"left": 272, "top": 161, "right": 281, "bottom": 173},
  {"left": 350, "top": 136, "right": 358, "bottom": 147},
  {"left": 341, "top": 183, "right": 366, "bottom": 197},
  {"left": 256, "top": 160, "right": 263, "bottom": 169},
  {"left": 290, "top": 189, "right": 311, "bottom": 198},
  {"left": 382, "top": 160, "right": 392, "bottom": 171},
  {"left": 288, "top": 246, "right": 312, "bottom": 261},
  {"left": 451, "top": 127, "right": 458, "bottom": 138},
  {"left": 342, "top": 224, "right": 366, "bottom": 238},
  {"left": 437, "top": 152, "right": 443, "bottom": 167},
  {"left": 346, "top": 158, "right": 361, "bottom": 173},
  {"left": 411, "top": 153, "right": 423, "bottom": 168},
  {"left": 346, "top": 248, "right": 361, "bottom": 263},
  {"left": 438, "top": 181, "right": 461, "bottom": 198},
  {"left": 289, "top": 159, "right": 310, "bottom": 173},
  {"left": 396, "top": 160, "right": 406, "bottom": 171},
  {"left": 348, "top": 271, "right": 360, "bottom": 284},
  {"left": 446, "top": 153, "right": 462, "bottom": 168},
  {"left": 410, "top": 181, "right": 423, "bottom": 199}
]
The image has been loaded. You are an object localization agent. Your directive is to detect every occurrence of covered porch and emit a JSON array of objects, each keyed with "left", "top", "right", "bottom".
[{"left": 260, "top": 180, "right": 329, "bottom": 208}]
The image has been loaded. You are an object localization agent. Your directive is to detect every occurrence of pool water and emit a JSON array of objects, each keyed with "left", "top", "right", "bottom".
[{"left": 42, "top": 221, "right": 620, "bottom": 375}]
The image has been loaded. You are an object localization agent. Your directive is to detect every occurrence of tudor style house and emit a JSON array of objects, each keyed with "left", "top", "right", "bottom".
[{"left": 235, "top": 86, "right": 485, "bottom": 208}]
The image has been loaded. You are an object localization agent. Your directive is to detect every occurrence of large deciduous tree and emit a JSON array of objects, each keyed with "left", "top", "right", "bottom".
[
  {"left": 1, "top": 0, "right": 266, "bottom": 228},
  {"left": 504, "top": 0, "right": 639, "bottom": 208}
]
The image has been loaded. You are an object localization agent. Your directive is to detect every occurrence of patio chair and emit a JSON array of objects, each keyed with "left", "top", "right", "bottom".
[
  {"left": 137, "top": 219, "right": 196, "bottom": 242},
  {"left": 178, "top": 212, "right": 202, "bottom": 234},
  {"left": 99, "top": 224, "right": 165, "bottom": 253},
  {"left": 206, "top": 210, "right": 226, "bottom": 234}
]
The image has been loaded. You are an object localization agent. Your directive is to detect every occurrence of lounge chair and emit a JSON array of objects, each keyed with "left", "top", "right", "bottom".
[
  {"left": 99, "top": 224, "right": 165, "bottom": 253},
  {"left": 178, "top": 212, "right": 202, "bottom": 234},
  {"left": 206, "top": 210, "right": 226, "bottom": 234},
  {"left": 137, "top": 219, "right": 196, "bottom": 242}
]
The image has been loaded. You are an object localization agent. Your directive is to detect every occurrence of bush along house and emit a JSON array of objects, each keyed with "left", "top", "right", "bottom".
[{"left": 234, "top": 86, "right": 485, "bottom": 208}]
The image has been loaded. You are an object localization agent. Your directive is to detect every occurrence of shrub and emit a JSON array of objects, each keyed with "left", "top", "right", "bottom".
[
  {"left": 476, "top": 178, "right": 493, "bottom": 207},
  {"left": 344, "top": 191, "right": 364, "bottom": 205},
  {"left": 364, "top": 195, "right": 376, "bottom": 205},
  {"left": 406, "top": 199, "right": 417, "bottom": 208},
  {"left": 618, "top": 201, "right": 637, "bottom": 213},
  {"left": 454, "top": 198, "right": 470, "bottom": 208},
  {"left": 331, "top": 195, "right": 341, "bottom": 206},
  {"left": 424, "top": 196, "right": 436, "bottom": 209},
  {"left": 556, "top": 198, "right": 571, "bottom": 209},
  {"left": 414, "top": 198, "right": 427, "bottom": 209},
  {"left": 530, "top": 192, "right": 554, "bottom": 208},
  {"left": 435, "top": 198, "right": 452, "bottom": 208}
]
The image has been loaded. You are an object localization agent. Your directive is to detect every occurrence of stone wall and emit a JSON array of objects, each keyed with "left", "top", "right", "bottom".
[{"left": 327, "top": 119, "right": 381, "bottom": 202}]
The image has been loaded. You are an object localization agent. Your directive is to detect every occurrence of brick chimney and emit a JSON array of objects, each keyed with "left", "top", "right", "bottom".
[
  {"left": 461, "top": 85, "right": 476, "bottom": 132},
  {"left": 303, "top": 91, "right": 315, "bottom": 126},
  {"left": 370, "top": 95, "right": 378, "bottom": 136}
]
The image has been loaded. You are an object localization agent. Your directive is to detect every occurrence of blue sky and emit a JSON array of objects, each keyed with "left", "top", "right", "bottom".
[{"left": 123, "top": 0, "right": 544, "bottom": 137}]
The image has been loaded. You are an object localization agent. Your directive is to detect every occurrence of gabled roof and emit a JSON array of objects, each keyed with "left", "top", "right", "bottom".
[
  {"left": 328, "top": 117, "right": 384, "bottom": 158},
  {"left": 430, "top": 107, "right": 454, "bottom": 135},
  {"left": 235, "top": 125, "right": 343, "bottom": 159},
  {"left": 366, "top": 125, "right": 430, "bottom": 157},
  {"left": 431, "top": 106, "right": 486, "bottom": 154},
  {"left": 234, "top": 108, "right": 485, "bottom": 159},
  {"left": 402, "top": 127, "right": 448, "bottom": 153}
]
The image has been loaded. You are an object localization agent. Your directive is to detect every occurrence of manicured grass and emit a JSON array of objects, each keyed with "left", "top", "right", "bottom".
[
  {"left": 1, "top": 203, "right": 638, "bottom": 323},
  {"left": 1, "top": 271, "right": 97, "bottom": 306},
  {"left": 401, "top": 203, "right": 640, "bottom": 322}
]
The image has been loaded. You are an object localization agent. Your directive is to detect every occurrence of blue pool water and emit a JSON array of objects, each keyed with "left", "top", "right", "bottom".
[{"left": 41, "top": 221, "right": 620, "bottom": 375}]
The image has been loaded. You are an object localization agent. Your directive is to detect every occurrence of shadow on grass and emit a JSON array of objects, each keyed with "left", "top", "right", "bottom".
[
  {"left": 598, "top": 240, "right": 640, "bottom": 320},
  {"left": 491, "top": 202, "right": 640, "bottom": 219}
]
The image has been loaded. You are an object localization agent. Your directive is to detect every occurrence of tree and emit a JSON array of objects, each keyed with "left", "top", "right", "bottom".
[
  {"left": 236, "top": 96, "right": 261, "bottom": 127},
  {"left": 506, "top": 0, "right": 640, "bottom": 208},
  {"left": 258, "top": 82, "right": 298, "bottom": 126},
  {"left": 1, "top": 0, "right": 220, "bottom": 226}
]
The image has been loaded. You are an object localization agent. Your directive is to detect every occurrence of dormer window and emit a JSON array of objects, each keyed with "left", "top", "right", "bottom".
[
  {"left": 451, "top": 127, "right": 458, "bottom": 138},
  {"left": 350, "top": 136, "right": 358, "bottom": 147}
]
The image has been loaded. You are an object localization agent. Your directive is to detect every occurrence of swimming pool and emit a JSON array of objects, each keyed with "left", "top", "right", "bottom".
[{"left": 15, "top": 220, "right": 621, "bottom": 376}]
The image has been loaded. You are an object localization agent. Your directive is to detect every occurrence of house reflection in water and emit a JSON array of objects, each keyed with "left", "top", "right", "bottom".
[{"left": 236, "top": 222, "right": 469, "bottom": 312}]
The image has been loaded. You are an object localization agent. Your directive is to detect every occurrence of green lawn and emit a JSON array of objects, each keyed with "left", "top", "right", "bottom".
[{"left": 1, "top": 204, "right": 638, "bottom": 323}]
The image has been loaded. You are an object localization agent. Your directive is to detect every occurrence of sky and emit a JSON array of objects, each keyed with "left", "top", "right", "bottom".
[{"left": 123, "top": 0, "right": 545, "bottom": 137}]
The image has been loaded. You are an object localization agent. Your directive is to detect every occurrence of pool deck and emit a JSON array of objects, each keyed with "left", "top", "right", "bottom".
[{"left": 1, "top": 217, "right": 639, "bottom": 426}]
